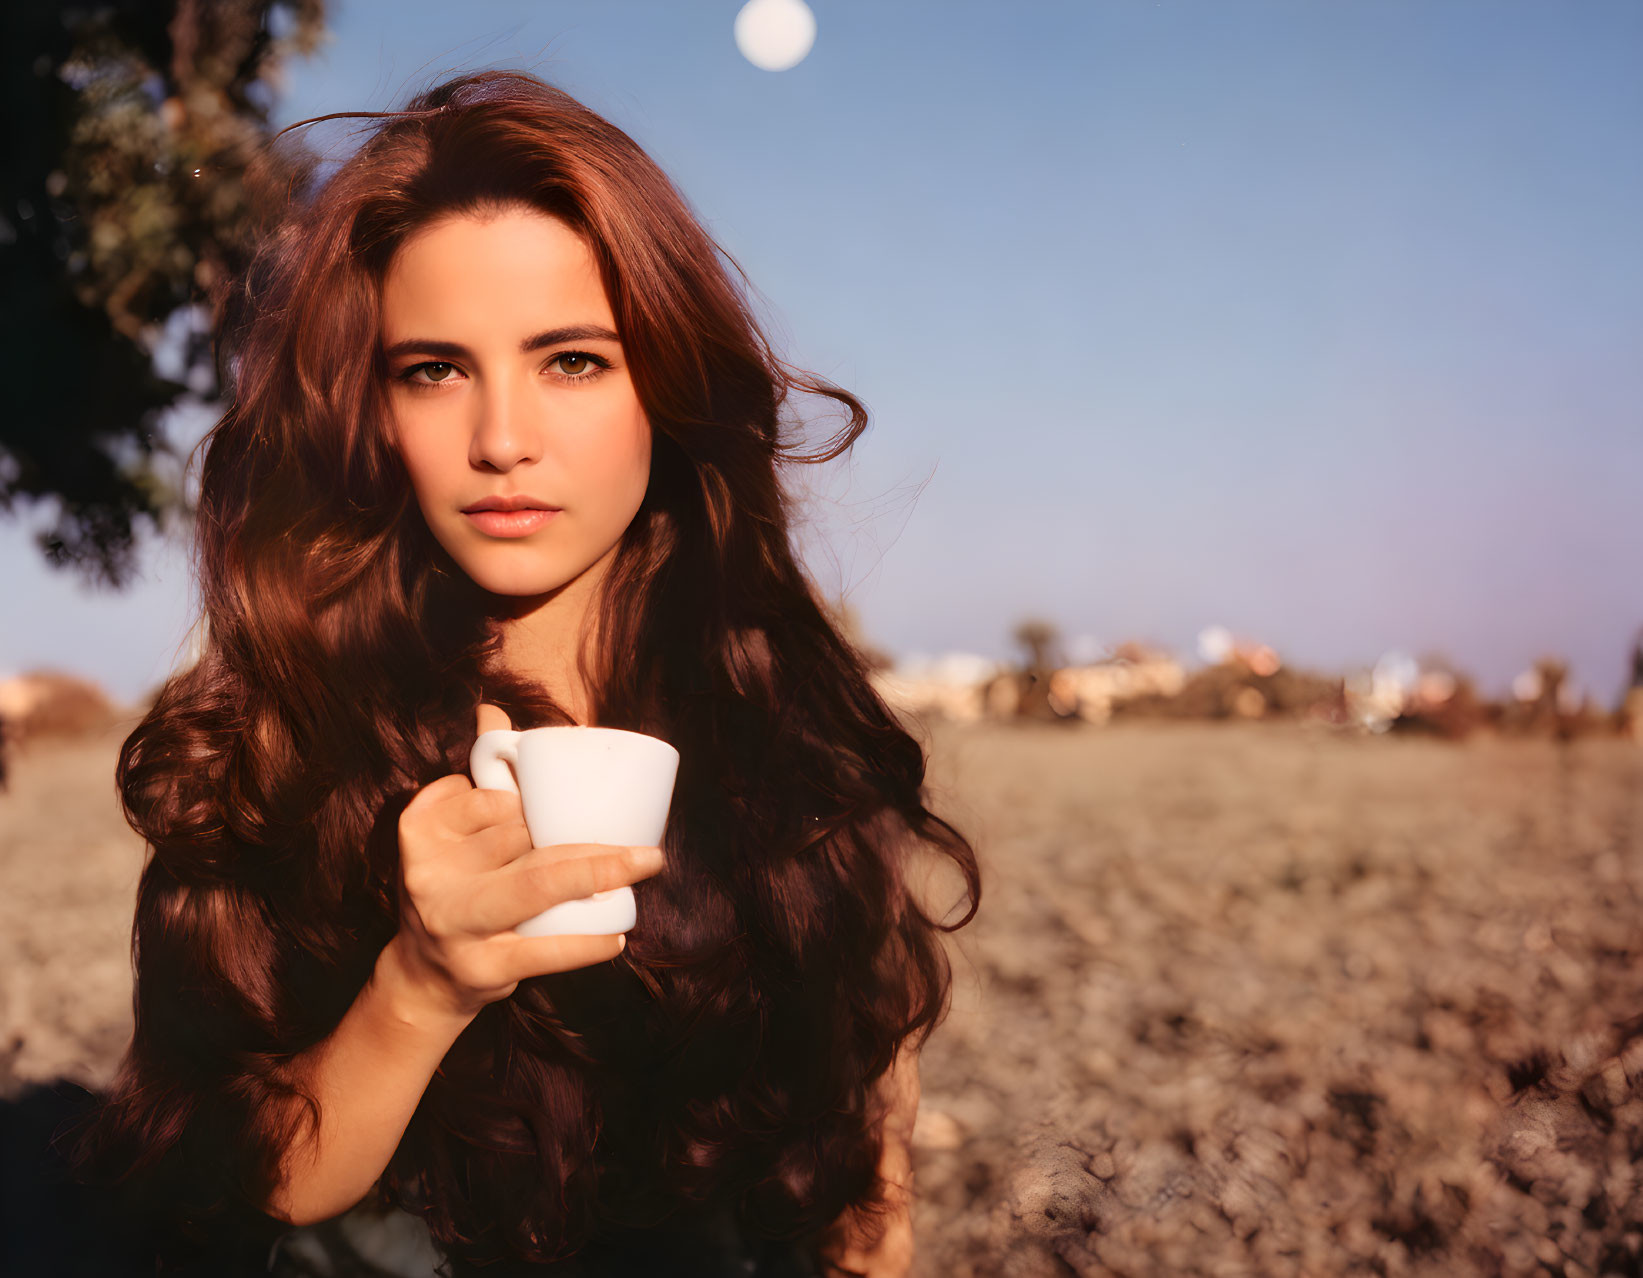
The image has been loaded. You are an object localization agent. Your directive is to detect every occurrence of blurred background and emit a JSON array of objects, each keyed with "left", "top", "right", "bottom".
[{"left": 2, "top": 2, "right": 1641, "bottom": 1275}]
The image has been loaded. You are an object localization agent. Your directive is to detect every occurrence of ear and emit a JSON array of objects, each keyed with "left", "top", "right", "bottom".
[{"left": 476, "top": 701, "right": 513, "bottom": 738}]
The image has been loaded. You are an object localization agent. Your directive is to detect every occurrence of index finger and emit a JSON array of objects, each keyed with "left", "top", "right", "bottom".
[
  {"left": 404, "top": 772, "right": 473, "bottom": 815},
  {"left": 442, "top": 784, "right": 526, "bottom": 837}
]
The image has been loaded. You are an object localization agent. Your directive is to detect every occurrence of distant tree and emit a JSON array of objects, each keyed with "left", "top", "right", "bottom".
[
  {"left": 2, "top": 0, "right": 325, "bottom": 588},
  {"left": 1012, "top": 617, "right": 1062, "bottom": 673}
]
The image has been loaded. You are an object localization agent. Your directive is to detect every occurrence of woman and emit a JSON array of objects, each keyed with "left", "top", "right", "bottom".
[{"left": 62, "top": 69, "right": 979, "bottom": 1277}]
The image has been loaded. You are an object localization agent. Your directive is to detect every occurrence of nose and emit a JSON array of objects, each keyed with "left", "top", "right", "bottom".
[{"left": 468, "top": 372, "right": 543, "bottom": 472}]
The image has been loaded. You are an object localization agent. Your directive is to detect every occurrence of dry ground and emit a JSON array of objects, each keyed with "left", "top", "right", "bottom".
[{"left": 4, "top": 715, "right": 1643, "bottom": 1276}]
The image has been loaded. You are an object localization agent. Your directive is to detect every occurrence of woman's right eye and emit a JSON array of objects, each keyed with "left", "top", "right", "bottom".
[{"left": 399, "top": 362, "right": 463, "bottom": 388}]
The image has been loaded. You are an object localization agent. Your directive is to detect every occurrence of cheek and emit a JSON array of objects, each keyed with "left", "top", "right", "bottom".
[
  {"left": 584, "top": 410, "right": 652, "bottom": 492},
  {"left": 391, "top": 425, "right": 451, "bottom": 494},
  {"left": 396, "top": 442, "right": 435, "bottom": 500},
  {"left": 627, "top": 424, "right": 653, "bottom": 487}
]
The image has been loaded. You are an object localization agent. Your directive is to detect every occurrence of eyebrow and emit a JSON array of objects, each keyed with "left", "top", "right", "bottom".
[{"left": 381, "top": 324, "right": 621, "bottom": 361}]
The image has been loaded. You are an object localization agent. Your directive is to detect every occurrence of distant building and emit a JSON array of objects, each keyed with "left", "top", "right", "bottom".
[
  {"left": 1048, "top": 652, "right": 1186, "bottom": 724},
  {"left": 870, "top": 652, "right": 1005, "bottom": 723}
]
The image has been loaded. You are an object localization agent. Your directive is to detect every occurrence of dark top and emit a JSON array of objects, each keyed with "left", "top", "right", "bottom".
[
  {"left": 430, "top": 1202, "right": 826, "bottom": 1278},
  {"left": 5, "top": 1080, "right": 826, "bottom": 1278}
]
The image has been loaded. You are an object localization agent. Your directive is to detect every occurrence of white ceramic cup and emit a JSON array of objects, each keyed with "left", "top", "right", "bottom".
[{"left": 468, "top": 726, "right": 680, "bottom": 938}]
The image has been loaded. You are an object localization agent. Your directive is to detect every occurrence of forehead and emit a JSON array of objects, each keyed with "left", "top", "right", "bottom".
[{"left": 379, "top": 206, "right": 613, "bottom": 329}]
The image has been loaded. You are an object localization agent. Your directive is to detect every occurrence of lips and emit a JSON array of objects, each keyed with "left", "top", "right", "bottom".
[
  {"left": 464, "top": 507, "right": 560, "bottom": 538},
  {"left": 461, "top": 495, "right": 562, "bottom": 513}
]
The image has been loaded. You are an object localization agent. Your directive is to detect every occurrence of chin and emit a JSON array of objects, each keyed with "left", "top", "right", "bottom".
[
  {"left": 457, "top": 559, "right": 577, "bottom": 597},
  {"left": 425, "top": 517, "right": 625, "bottom": 600}
]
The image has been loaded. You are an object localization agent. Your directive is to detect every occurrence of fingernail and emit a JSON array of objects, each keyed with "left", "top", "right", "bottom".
[{"left": 617, "top": 934, "right": 627, "bottom": 951}]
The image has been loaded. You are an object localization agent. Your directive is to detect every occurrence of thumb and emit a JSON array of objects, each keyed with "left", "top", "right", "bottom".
[{"left": 476, "top": 700, "right": 514, "bottom": 739}]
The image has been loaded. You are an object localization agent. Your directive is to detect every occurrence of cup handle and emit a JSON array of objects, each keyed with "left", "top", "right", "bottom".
[{"left": 469, "top": 729, "right": 522, "bottom": 795}]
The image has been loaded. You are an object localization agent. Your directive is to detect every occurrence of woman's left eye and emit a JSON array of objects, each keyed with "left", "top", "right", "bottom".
[{"left": 547, "top": 351, "right": 612, "bottom": 383}]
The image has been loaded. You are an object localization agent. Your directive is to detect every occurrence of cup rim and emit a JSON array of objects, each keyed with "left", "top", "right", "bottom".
[{"left": 510, "top": 724, "right": 679, "bottom": 757}]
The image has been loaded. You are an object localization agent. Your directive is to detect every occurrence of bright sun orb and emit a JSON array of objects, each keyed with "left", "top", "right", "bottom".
[{"left": 734, "top": 0, "right": 817, "bottom": 72}]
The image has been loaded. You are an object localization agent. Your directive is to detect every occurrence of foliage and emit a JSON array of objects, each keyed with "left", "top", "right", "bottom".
[{"left": 2, "top": 0, "right": 324, "bottom": 587}]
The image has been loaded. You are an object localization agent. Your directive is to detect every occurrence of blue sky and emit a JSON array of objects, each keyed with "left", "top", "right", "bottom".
[{"left": 5, "top": 0, "right": 1640, "bottom": 706}]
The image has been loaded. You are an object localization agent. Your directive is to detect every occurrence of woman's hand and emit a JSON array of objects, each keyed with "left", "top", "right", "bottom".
[
  {"left": 386, "top": 702, "right": 667, "bottom": 1024},
  {"left": 819, "top": 1047, "right": 921, "bottom": 1278}
]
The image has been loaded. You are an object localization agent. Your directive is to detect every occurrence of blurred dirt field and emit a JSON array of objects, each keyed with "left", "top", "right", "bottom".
[{"left": 5, "top": 715, "right": 1643, "bottom": 1276}]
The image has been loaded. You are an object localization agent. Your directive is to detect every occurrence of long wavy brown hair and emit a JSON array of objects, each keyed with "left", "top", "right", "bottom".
[{"left": 63, "top": 68, "right": 980, "bottom": 1269}]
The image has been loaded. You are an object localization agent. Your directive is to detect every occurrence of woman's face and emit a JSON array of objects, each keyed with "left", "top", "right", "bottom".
[{"left": 379, "top": 204, "right": 651, "bottom": 600}]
